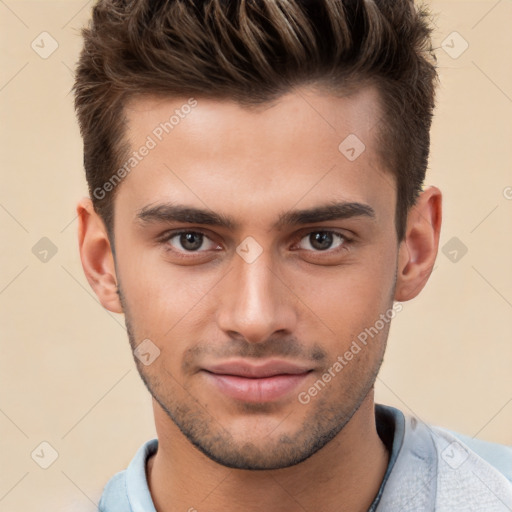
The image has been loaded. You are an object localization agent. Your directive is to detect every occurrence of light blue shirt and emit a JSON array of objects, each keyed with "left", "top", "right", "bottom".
[{"left": 99, "top": 404, "right": 512, "bottom": 511}]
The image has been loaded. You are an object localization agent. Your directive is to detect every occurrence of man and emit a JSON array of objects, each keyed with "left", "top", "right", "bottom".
[{"left": 73, "top": 0, "right": 512, "bottom": 510}]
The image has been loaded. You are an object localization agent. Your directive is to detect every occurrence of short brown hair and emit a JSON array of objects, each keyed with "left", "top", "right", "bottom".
[{"left": 73, "top": 0, "right": 438, "bottom": 241}]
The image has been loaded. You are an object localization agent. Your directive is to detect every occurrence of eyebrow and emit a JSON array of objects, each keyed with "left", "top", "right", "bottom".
[{"left": 135, "top": 201, "right": 376, "bottom": 230}]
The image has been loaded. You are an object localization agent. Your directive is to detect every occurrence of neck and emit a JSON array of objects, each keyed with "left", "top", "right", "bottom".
[{"left": 147, "top": 392, "right": 388, "bottom": 512}]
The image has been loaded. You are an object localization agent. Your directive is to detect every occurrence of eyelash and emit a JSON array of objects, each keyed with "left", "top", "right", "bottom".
[
  {"left": 158, "top": 229, "right": 353, "bottom": 260},
  {"left": 159, "top": 230, "right": 220, "bottom": 259}
]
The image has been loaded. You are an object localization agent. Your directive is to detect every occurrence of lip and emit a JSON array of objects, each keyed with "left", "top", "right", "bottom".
[
  {"left": 205, "top": 360, "right": 312, "bottom": 378},
  {"left": 202, "top": 359, "right": 313, "bottom": 403}
]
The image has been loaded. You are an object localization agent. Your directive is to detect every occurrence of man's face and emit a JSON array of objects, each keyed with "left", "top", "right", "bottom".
[{"left": 112, "top": 85, "right": 399, "bottom": 469}]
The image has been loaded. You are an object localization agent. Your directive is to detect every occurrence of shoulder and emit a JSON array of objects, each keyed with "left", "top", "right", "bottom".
[
  {"left": 428, "top": 424, "right": 512, "bottom": 511},
  {"left": 435, "top": 426, "right": 512, "bottom": 483},
  {"left": 98, "top": 438, "right": 158, "bottom": 512},
  {"left": 375, "top": 406, "right": 512, "bottom": 511},
  {"left": 98, "top": 470, "right": 130, "bottom": 512}
]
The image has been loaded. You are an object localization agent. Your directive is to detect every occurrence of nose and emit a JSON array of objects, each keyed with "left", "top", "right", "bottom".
[{"left": 215, "top": 248, "right": 298, "bottom": 344}]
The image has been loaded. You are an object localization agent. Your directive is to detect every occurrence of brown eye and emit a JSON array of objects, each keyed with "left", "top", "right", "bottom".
[
  {"left": 179, "top": 232, "right": 203, "bottom": 251},
  {"left": 310, "top": 232, "right": 333, "bottom": 250},
  {"left": 165, "top": 231, "right": 217, "bottom": 252},
  {"left": 298, "top": 231, "right": 346, "bottom": 252}
]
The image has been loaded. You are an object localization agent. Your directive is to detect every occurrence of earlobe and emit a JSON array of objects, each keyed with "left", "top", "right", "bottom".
[
  {"left": 394, "top": 186, "right": 442, "bottom": 302},
  {"left": 77, "top": 198, "right": 123, "bottom": 313}
]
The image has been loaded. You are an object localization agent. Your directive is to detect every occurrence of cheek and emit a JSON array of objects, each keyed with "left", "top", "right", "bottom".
[
  {"left": 115, "top": 248, "right": 223, "bottom": 365},
  {"left": 116, "top": 238, "right": 215, "bottom": 314},
  {"left": 292, "top": 256, "right": 396, "bottom": 337}
]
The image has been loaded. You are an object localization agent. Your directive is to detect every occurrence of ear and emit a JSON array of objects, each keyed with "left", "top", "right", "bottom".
[
  {"left": 394, "top": 186, "right": 442, "bottom": 302},
  {"left": 77, "top": 197, "right": 123, "bottom": 313}
]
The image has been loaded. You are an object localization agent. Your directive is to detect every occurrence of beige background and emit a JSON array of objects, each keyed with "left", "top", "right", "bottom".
[{"left": 0, "top": 1, "right": 511, "bottom": 510}]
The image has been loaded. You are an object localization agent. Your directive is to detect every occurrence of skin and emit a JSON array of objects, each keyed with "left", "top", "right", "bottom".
[{"left": 77, "top": 85, "right": 442, "bottom": 512}]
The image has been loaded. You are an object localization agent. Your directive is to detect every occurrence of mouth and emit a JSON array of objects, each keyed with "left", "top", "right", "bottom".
[{"left": 201, "top": 360, "right": 314, "bottom": 403}]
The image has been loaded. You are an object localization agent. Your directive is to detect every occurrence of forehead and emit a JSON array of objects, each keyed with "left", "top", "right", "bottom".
[{"left": 117, "top": 85, "right": 395, "bottom": 226}]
